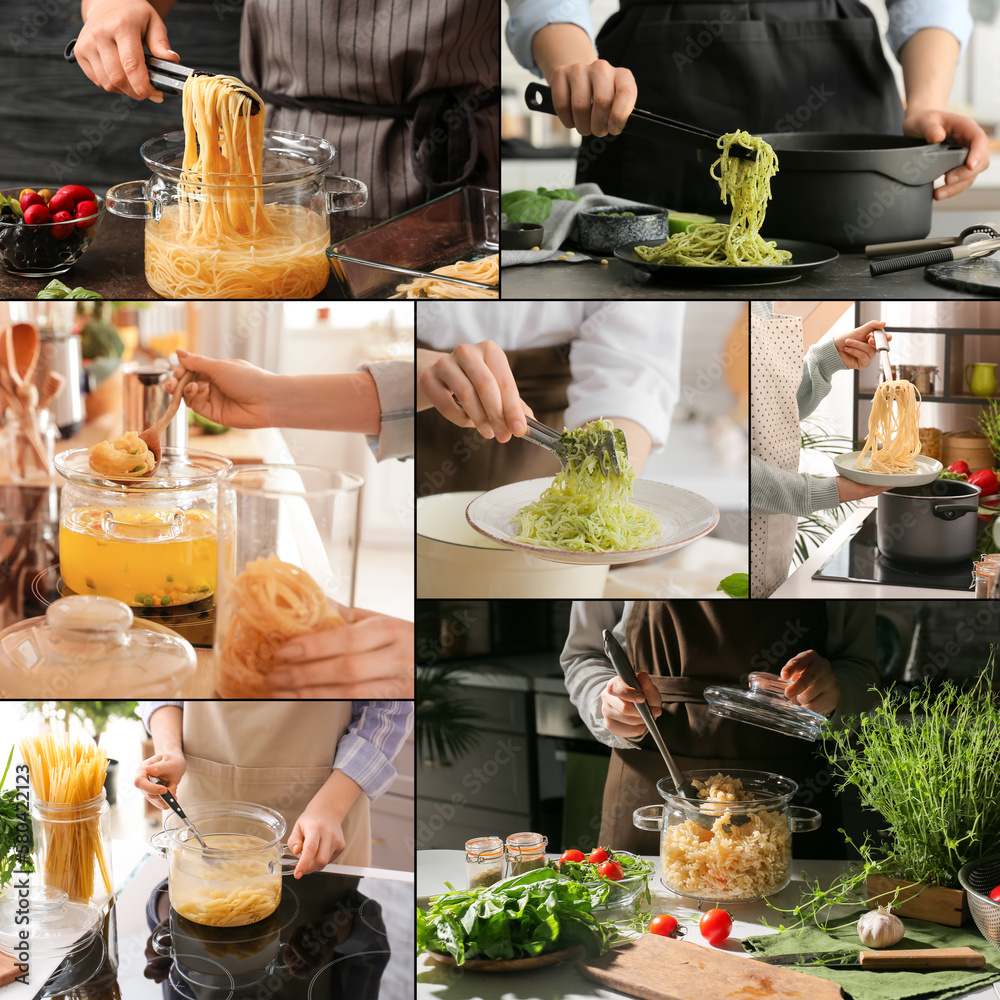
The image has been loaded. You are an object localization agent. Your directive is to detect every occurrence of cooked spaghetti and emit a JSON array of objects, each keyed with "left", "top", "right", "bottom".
[
  {"left": 20, "top": 736, "right": 112, "bottom": 902},
  {"left": 88, "top": 431, "right": 156, "bottom": 477},
  {"left": 145, "top": 74, "right": 330, "bottom": 299},
  {"left": 512, "top": 419, "right": 661, "bottom": 552},
  {"left": 857, "top": 379, "right": 922, "bottom": 474},
  {"left": 169, "top": 834, "right": 281, "bottom": 927},
  {"left": 634, "top": 132, "right": 791, "bottom": 267},
  {"left": 390, "top": 254, "right": 499, "bottom": 299},
  {"left": 217, "top": 554, "right": 346, "bottom": 697}
]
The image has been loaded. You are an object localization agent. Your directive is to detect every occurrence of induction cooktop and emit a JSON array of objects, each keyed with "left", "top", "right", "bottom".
[{"left": 33, "top": 854, "right": 414, "bottom": 999}]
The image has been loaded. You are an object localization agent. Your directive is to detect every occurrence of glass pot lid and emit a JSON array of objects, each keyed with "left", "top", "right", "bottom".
[
  {"left": 0, "top": 887, "right": 102, "bottom": 961},
  {"left": 54, "top": 446, "right": 232, "bottom": 493},
  {"left": 703, "top": 672, "right": 828, "bottom": 741}
]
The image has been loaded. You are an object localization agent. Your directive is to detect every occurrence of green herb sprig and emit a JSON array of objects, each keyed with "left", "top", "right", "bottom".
[{"left": 0, "top": 747, "right": 33, "bottom": 887}]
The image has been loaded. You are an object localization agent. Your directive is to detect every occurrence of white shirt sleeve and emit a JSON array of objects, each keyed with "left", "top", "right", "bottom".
[
  {"left": 564, "top": 303, "right": 684, "bottom": 454},
  {"left": 505, "top": 0, "right": 596, "bottom": 75},
  {"left": 359, "top": 360, "right": 414, "bottom": 462},
  {"left": 884, "top": 0, "right": 973, "bottom": 59}
]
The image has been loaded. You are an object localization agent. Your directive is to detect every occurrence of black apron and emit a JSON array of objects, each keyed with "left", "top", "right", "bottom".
[{"left": 579, "top": 0, "right": 904, "bottom": 212}]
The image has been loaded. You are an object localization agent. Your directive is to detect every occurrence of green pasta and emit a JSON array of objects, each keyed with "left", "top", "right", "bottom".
[
  {"left": 512, "top": 419, "right": 661, "bottom": 553},
  {"left": 634, "top": 131, "right": 792, "bottom": 267}
]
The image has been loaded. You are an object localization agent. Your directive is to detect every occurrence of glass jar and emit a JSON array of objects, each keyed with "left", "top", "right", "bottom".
[
  {"left": 149, "top": 801, "right": 297, "bottom": 927},
  {"left": 214, "top": 465, "right": 363, "bottom": 698},
  {"left": 53, "top": 446, "right": 231, "bottom": 609},
  {"left": 31, "top": 792, "right": 113, "bottom": 906},
  {"left": 633, "top": 769, "right": 820, "bottom": 904},
  {"left": 504, "top": 832, "right": 548, "bottom": 878},
  {"left": 106, "top": 129, "right": 368, "bottom": 299},
  {"left": 465, "top": 837, "right": 504, "bottom": 890}
]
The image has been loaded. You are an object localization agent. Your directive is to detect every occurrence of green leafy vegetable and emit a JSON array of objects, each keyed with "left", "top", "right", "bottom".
[
  {"left": 417, "top": 868, "right": 616, "bottom": 965},
  {"left": 550, "top": 849, "right": 655, "bottom": 906},
  {"left": 36, "top": 279, "right": 102, "bottom": 300},
  {"left": 501, "top": 187, "right": 582, "bottom": 224},
  {"left": 0, "top": 747, "right": 33, "bottom": 888},
  {"left": 717, "top": 573, "right": 749, "bottom": 599}
]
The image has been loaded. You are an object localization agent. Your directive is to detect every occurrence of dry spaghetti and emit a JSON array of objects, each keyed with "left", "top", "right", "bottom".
[
  {"left": 390, "top": 255, "right": 499, "bottom": 299},
  {"left": 634, "top": 132, "right": 791, "bottom": 267},
  {"left": 217, "top": 554, "right": 345, "bottom": 697},
  {"left": 20, "top": 735, "right": 112, "bottom": 903},
  {"left": 857, "top": 379, "right": 922, "bottom": 474},
  {"left": 88, "top": 431, "right": 155, "bottom": 478}
]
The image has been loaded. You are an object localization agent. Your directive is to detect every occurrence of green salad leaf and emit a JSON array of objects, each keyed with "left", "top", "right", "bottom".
[
  {"left": 417, "top": 868, "right": 616, "bottom": 965},
  {"left": 717, "top": 573, "right": 749, "bottom": 599},
  {"left": 551, "top": 849, "right": 655, "bottom": 906}
]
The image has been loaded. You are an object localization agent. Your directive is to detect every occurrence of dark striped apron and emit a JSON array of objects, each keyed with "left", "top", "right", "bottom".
[
  {"left": 579, "top": 0, "right": 904, "bottom": 212},
  {"left": 240, "top": 0, "right": 500, "bottom": 219},
  {"left": 600, "top": 600, "right": 845, "bottom": 859}
]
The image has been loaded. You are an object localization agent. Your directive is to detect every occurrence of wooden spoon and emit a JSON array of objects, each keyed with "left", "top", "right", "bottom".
[
  {"left": 37, "top": 372, "right": 66, "bottom": 412},
  {"left": 138, "top": 370, "right": 196, "bottom": 474},
  {"left": 7, "top": 323, "right": 40, "bottom": 388}
]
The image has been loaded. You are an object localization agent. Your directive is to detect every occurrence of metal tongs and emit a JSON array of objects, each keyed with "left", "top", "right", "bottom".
[
  {"left": 869, "top": 225, "right": 1000, "bottom": 278},
  {"left": 524, "top": 82, "right": 756, "bottom": 162},
  {"left": 523, "top": 416, "right": 622, "bottom": 476},
  {"left": 873, "top": 327, "right": 893, "bottom": 384},
  {"left": 63, "top": 39, "right": 260, "bottom": 113}
]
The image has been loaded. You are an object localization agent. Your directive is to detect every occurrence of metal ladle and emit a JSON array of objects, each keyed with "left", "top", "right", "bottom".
[{"left": 149, "top": 776, "right": 225, "bottom": 861}]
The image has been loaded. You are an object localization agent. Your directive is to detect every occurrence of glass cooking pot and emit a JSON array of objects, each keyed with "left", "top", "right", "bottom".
[
  {"left": 634, "top": 769, "right": 821, "bottom": 904},
  {"left": 106, "top": 129, "right": 368, "bottom": 299},
  {"left": 149, "top": 802, "right": 299, "bottom": 928},
  {"left": 54, "top": 447, "right": 231, "bottom": 609}
]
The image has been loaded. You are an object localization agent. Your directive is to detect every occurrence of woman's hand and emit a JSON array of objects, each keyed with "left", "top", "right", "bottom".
[
  {"left": 903, "top": 109, "right": 989, "bottom": 199},
  {"left": 287, "top": 810, "right": 346, "bottom": 879},
  {"left": 167, "top": 351, "right": 278, "bottom": 429},
  {"left": 134, "top": 750, "right": 187, "bottom": 809},
  {"left": 268, "top": 606, "right": 414, "bottom": 699},
  {"left": 836, "top": 477, "right": 891, "bottom": 503},
  {"left": 76, "top": 0, "right": 178, "bottom": 102},
  {"left": 780, "top": 650, "right": 840, "bottom": 716},
  {"left": 600, "top": 669, "right": 662, "bottom": 740},
  {"left": 416, "top": 342, "right": 533, "bottom": 442},
  {"left": 833, "top": 321, "right": 890, "bottom": 370},
  {"left": 549, "top": 59, "right": 637, "bottom": 137}
]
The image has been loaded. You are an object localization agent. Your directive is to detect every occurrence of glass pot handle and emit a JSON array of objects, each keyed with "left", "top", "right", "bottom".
[
  {"left": 101, "top": 509, "right": 184, "bottom": 541},
  {"left": 633, "top": 804, "right": 665, "bottom": 832},
  {"left": 150, "top": 923, "right": 172, "bottom": 957},
  {"left": 106, "top": 180, "right": 162, "bottom": 221},
  {"left": 148, "top": 829, "right": 171, "bottom": 858},
  {"left": 268, "top": 845, "right": 304, "bottom": 877},
  {"left": 788, "top": 805, "right": 822, "bottom": 833},
  {"left": 325, "top": 176, "right": 369, "bottom": 214}
]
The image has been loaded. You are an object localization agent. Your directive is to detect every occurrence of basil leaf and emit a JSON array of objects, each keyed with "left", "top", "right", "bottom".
[
  {"left": 504, "top": 194, "right": 552, "bottom": 224},
  {"left": 500, "top": 189, "right": 535, "bottom": 214},
  {"left": 36, "top": 279, "right": 74, "bottom": 300},
  {"left": 717, "top": 572, "right": 749, "bottom": 599},
  {"left": 543, "top": 188, "right": 580, "bottom": 202}
]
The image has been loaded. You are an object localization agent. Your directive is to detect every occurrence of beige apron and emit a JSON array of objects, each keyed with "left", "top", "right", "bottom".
[
  {"left": 750, "top": 313, "right": 807, "bottom": 599},
  {"left": 177, "top": 701, "right": 371, "bottom": 867}
]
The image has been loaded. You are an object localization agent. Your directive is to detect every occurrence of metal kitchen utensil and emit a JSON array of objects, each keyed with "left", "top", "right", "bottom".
[
  {"left": 871, "top": 235, "right": 1000, "bottom": 277},
  {"left": 138, "top": 370, "right": 196, "bottom": 474},
  {"left": 148, "top": 776, "right": 224, "bottom": 859},
  {"left": 602, "top": 629, "right": 704, "bottom": 809},
  {"left": 63, "top": 39, "right": 260, "bottom": 113},
  {"left": 524, "top": 417, "right": 622, "bottom": 476},
  {"left": 866, "top": 225, "right": 999, "bottom": 257},
  {"left": 757, "top": 947, "right": 985, "bottom": 969},
  {"left": 121, "top": 360, "right": 189, "bottom": 454},
  {"left": 958, "top": 854, "right": 1000, "bottom": 952},
  {"left": 524, "top": 83, "right": 756, "bottom": 162},
  {"left": 873, "top": 327, "right": 893, "bottom": 384}
]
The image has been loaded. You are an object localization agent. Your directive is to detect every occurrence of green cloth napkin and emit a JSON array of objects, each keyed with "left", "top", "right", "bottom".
[{"left": 743, "top": 911, "right": 1000, "bottom": 1000}]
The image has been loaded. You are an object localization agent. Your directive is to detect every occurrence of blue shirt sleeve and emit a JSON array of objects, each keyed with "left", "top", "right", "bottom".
[
  {"left": 505, "top": 0, "right": 595, "bottom": 75},
  {"left": 885, "top": 0, "right": 973, "bottom": 59},
  {"left": 333, "top": 701, "right": 414, "bottom": 800}
]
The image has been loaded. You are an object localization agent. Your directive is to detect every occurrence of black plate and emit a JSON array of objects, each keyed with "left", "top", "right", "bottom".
[{"left": 613, "top": 239, "right": 839, "bottom": 285}]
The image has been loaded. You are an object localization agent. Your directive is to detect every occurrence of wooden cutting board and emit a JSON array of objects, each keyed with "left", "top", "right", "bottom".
[{"left": 580, "top": 935, "right": 844, "bottom": 1000}]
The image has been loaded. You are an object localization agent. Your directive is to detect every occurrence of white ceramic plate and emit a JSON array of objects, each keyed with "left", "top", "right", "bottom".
[
  {"left": 834, "top": 451, "right": 943, "bottom": 487},
  {"left": 466, "top": 478, "right": 719, "bottom": 566}
]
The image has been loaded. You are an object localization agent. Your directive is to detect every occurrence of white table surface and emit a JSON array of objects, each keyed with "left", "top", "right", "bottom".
[
  {"left": 416, "top": 850, "right": 998, "bottom": 1000},
  {"left": 771, "top": 498, "right": 975, "bottom": 599}
]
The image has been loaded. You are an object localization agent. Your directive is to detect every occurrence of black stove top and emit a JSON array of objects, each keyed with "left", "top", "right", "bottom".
[
  {"left": 812, "top": 509, "right": 975, "bottom": 592},
  {"left": 35, "top": 855, "right": 414, "bottom": 1000}
]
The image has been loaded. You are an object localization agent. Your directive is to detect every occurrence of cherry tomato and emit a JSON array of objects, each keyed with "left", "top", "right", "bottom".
[
  {"left": 75, "top": 200, "right": 99, "bottom": 229},
  {"left": 23, "top": 204, "right": 52, "bottom": 226},
  {"left": 55, "top": 184, "right": 97, "bottom": 206},
  {"left": 699, "top": 908, "right": 732, "bottom": 946},
  {"left": 990, "top": 885, "right": 1000, "bottom": 902},
  {"left": 598, "top": 860, "right": 623, "bottom": 881},
  {"left": 47, "top": 191, "right": 76, "bottom": 217},
  {"left": 560, "top": 849, "right": 585, "bottom": 864},
  {"left": 588, "top": 848, "right": 609, "bottom": 865},
  {"left": 50, "top": 210, "right": 74, "bottom": 239},
  {"left": 649, "top": 915, "right": 679, "bottom": 937}
]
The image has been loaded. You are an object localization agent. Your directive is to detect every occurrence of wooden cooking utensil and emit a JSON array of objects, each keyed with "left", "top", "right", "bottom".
[
  {"left": 138, "top": 369, "right": 196, "bottom": 473},
  {"left": 37, "top": 372, "right": 66, "bottom": 412},
  {"left": 7, "top": 323, "right": 40, "bottom": 388}
]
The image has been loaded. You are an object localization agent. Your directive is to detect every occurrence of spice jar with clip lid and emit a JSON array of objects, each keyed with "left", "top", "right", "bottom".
[
  {"left": 702, "top": 672, "right": 829, "bottom": 741},
  {"left": 504, "top": 832, "right": 548, "bottom": 878},
  {"left": 465, "top": 837, "right": 504, "bottom": 889}
]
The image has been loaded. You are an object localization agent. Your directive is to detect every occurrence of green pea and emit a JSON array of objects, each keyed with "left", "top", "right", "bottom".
[
  {"left": 166, "top": 574, "right": 174, "bottom": 583},
  {"left": 143, "top": 597, "right": 154, "bottom": 607},
  {"left": 135, "top": 594, "right": 146, "bottom": 604},
  {"left": 199, "top": 585, "right": 211, "bottom": 592},
  {"left": 160, "top": 596, "right": 171, "bottom": 606}
]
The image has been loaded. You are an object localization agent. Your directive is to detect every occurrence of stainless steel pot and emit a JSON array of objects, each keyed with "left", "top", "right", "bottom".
[{"left": 877, "top": 479, "right": 982, "bottom": 566}]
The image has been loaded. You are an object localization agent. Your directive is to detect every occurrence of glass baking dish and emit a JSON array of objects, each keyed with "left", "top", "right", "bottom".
[{"left": 326, "top": 187, "right": 498, "bottom": 299}]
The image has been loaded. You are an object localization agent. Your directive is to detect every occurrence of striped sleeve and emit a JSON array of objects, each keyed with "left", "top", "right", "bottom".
[{"left": 333, "top": 701, "right": 414, "bottom": 800}]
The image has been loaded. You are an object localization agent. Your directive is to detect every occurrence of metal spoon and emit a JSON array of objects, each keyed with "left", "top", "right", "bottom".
[
  {"left": 138, "top": 370, "right": 196, "bottom": 474},
  {"left": 148, "top": 776, "right": 226, "bottom": 862}
]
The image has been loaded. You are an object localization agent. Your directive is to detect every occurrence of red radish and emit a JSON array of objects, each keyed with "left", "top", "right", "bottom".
[
  {"left": 74, "top": 200, "right": 98, "bottom": 229},
  {"left": 56, "top": 184, "right": 97, "bottom": 205},
  {"left": 23, "top": 204, "right": 52, "bottom": 226},
  {"left": 20, "top": 192, "right": 44, "bottom": 212},
  {"left": 50, "top": 210, "right": 74, "bottom": 239},
  {"left": 47, "top": 191, "right": 76, "bottom": 216}
]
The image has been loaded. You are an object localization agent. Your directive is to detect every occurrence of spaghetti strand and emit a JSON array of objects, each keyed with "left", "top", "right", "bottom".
[{"left": 857, "top": 378, "right": 922, "bottom": 474}]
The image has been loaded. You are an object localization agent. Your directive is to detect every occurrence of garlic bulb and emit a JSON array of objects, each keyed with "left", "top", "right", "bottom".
[{"left": 857, "top": 905, "right": 905, "bottom": 948}]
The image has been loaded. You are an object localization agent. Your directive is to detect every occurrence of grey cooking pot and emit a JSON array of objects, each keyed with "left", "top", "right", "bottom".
[
  {"left": 877, "top": 479, "right": 981, "bottom": 566},
  {"left": 757, "top": 133, "right": 968, "bottom": 250}
]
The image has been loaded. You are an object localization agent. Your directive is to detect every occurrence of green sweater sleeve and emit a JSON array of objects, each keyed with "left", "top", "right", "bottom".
[
  {"left": 798, "top": 339, "right": 847, "bottom": 419},
  {"left": 751, "top": 457, "right": 842, "bottom": 516}
]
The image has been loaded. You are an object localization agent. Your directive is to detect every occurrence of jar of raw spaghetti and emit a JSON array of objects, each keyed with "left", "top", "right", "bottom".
[
  {"left": 31, "top": 791, "right": 113, "bottom": 906},
  {"left": 106, "top": 130, "right": 367, "bottom": 300}
]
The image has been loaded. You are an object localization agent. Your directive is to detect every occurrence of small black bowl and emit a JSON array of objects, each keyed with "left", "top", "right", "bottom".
[{"left": 502, "top": 223, "right": 544, "bottom": 251}]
